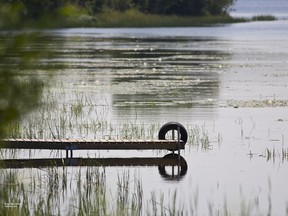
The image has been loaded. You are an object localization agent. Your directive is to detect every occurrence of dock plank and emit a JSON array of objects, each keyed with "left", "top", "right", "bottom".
[{"left": 1, "top": 139, "right": 185, "bottom": 150}]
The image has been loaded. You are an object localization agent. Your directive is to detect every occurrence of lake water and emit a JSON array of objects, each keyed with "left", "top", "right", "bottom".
[
  {"left": 52, "top": 21, "right": 288, "bottom": 215},
  {"left": 2, "top": 1, "right": 288, "bottom": 215},
  {"left": 230, "top": 0, "right": 288, "bottom": 19}
]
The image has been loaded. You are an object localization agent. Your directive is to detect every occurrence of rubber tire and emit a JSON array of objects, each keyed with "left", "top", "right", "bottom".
[{"left": 158, "top": 122, "right": 188, "bottom": 144}]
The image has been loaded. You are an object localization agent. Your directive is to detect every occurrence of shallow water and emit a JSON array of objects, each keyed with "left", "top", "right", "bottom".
[
  {"left": 48, "top": 20, "right": 288, "bottom": 121},
  {"left": 30, "top": 19, "right": 288, "bottom": 215},
  {"left": 231, "top": 0, "right": 288, "bottom": 19},
  {"left": 2, "top": 18, "right": 288, "bottom": 215}
]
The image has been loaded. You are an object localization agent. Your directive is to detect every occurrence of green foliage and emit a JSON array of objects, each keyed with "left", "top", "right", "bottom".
[
  {"left": 0, "top": 0, "right": 235, "bottom": 28},
  {"left": 74, "top": 0, "right": 106, "bottom": 14},
  {"left": 0, "top": 2, "right": 24, "bottom": 28},
  {"left": 57, "top": 3, "right": 89, "bottom": 19},
  {"left": 137, "top": 0, "right": 207, "bottom": 16},
  {"left": 89, "top": 11, "right": 244, "bottom": 27},
  {"left": 0, "top": 34, "right": 53, "bottom": 138},
  {"left": 0, "top": 3, "right": 65, "bottom": 139},
  {"left": 205, "top": 0, "right": 234, "bottom": 15}
]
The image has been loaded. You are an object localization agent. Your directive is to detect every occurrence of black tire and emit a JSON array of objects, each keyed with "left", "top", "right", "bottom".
[{"left": 158, "top": 122, "right": 188, "bottom": 144}]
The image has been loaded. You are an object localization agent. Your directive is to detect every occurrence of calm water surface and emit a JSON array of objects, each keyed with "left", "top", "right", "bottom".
[
  {"left": 2, "top": 4, "right": 288, "bottom": 215},
  {"left": 231, "top": 0, "right": 288, "bottom": 18},
  {"left": 35, "top": 19, "right": 288, "bottom": 215}
]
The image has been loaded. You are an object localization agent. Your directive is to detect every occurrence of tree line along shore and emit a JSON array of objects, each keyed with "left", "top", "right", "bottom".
[
  {"left": 0, "top": 1, "right": 276, "bottom": 29},
  {"left": 0, "top": 0, "right": 252, "bottom": 29}
]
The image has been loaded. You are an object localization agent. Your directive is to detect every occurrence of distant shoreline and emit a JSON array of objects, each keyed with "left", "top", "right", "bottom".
[
  {"left": 52, "top": 12, "right": 247, "bottom": 28},
  {"left": 1, "top": 11, "right": 277, "bottom": 30}
]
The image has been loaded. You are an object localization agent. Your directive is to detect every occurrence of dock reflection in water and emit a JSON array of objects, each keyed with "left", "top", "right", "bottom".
[{"left": 0, "top": 153, "right": 187, "bottom": 181}]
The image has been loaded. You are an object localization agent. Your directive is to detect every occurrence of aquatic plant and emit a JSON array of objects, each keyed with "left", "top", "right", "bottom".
[
  {"left": 252, "top": 15, "right": 277, "bottom": 21},
  {"left": 187, "top": 125, "right": 212, "bottom": 150},
  {"left": 0, "top": 166, "right": 285, "bottom": 216},
  {"left": 260, "top": 148, "right": 288, "bottom": 162}
]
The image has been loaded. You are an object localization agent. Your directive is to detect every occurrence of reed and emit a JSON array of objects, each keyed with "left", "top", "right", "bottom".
[
  {"left": 187, "top": 125, "right": 212, "bottom": 150},
  {"left": 252, "top": 15, "right": 277, "bottom": 21},
  {"left": 0, "top": 160, "right": 287, "bottom": 215},
  {"left": 259, "top": 147, "right": 288, "bottom": 163},
  {"left": 2, "top": 73, "right": 286, "bottom": 216}
]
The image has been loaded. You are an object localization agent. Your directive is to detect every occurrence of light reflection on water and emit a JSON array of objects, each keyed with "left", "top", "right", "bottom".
[
  {"left": 57, "top": 21, "right": 288, "bottom": 215},
  {"left": 48, "top": 30, "right": 231, "bottom": 124},
  {"left": 2, "top": 20, "right": 288, "bottom": 215}
]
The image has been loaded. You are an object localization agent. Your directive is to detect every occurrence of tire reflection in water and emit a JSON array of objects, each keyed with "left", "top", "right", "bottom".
[
  {"left": 158, "top": 153, "right": 188, "bottom": 181},
  {"left": 0, "top": 153, "right": 187, "bottom": 180}
]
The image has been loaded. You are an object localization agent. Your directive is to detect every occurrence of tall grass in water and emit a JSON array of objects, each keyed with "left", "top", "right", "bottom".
[
  {"left": 69, "top": 167, "right": 107, "bottom": 215},
  {"left": 187, "top": 125, "right": 212, "bottom": 150},
  {"left": 252, "top": 15, "right": 277, "bottom": 21},
  {"left": 3, "top": 80, "right": 286, "bottom": 215},
  {"left": 0, "top": 162, "right": 191, "bottom": 216},
  {"left": 1, "top": 159, "right": 288, "bottom": 215},
  {"left": 5, "top": 89, "right": 163, "bottom": 141},
  {"left": 0, "top": 167, "right": 188, "bottom": 215},
  {"left": 260, "top": 147, "right": 288, "bottom": 162}
]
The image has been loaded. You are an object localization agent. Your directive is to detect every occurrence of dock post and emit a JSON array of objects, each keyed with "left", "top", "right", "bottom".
[
  {"left": 177, "top": 125, "right": 181, "bottom": 159},
  {"left": 65, "top": 144, "right": 73, "bottom": 159},
  {"left": 177, "top": 125, "right": 181, "bottom": 178}
]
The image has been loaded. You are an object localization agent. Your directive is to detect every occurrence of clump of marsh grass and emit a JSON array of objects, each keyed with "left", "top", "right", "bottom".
[
  {"left": 4, "top": 86, "right": 164, "bottom": 141},
  {"left": 115, "top": 171, "right": 143, "bottom": 215},
  {"left": 252, "top": 15, "right": 277, "bottom": 21},
  {"left": 187, "top": 125, "right": 211, "bottom": 150},
  {"left": 68, "top": 168, "right": 144, "bottom": 216},
  {"left": 260, "top": 148, "right": 288, "bottom": 162},
  {"left": 70, "top": 167, "right": 107, "bottom": 216},
  {"left": 118, "top": 122, "right": 160, "bottom": 140},
  {"left": 0, "top": 166, "right": 188, "bottom": 216},
  {"left": 282, "top": 148, "right": 288, "bottom": 161},
  {"left": 5, "top": 90, "right": 111, "bottom": 140}
]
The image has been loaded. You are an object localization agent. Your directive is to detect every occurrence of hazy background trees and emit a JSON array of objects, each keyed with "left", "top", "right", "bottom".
[
  {"left": 0, "top": 33, "right": 61, "bottom": 138},
  {"left": 1, "top": 0, "right": 234, "bottom": 22},
  {"left": 0, "top": 6, "right": 61, "bottom": 138}
]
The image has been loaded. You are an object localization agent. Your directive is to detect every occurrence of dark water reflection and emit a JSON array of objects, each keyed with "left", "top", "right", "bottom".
[
  {"left": 49, "top": 34, "right": 230, "bottom": 121},
  {"left": 0, "top": 153, "right": 188, "bottom": 181}
]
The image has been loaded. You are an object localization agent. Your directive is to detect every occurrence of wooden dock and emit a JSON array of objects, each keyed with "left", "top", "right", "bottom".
[
  {"left": 1, "top": 122, "right": 188, "bottom": 158},
  {"left": 2, "top": 138, "right": 184, "bottom": 158},
  {"left": 2, "top": 138, "right": 184, "bottom": 150}
]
